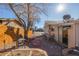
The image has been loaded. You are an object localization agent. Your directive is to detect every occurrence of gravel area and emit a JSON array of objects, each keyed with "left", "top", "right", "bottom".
[{"left": 30, "top": 36, "right": 62, "bottom": 56}]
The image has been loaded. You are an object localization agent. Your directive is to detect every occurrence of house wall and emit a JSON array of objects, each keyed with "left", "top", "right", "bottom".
[
  {"left": 44, "top": 21, "right": 79, "bottom": 48},
  {"left": 0, "top": 19, "right": 24, "bottom": 49},
  {"left": 68, "top": 23, "right": 79, "bottom": 48},
  {"left": 58, "top": 27, "right": 63, "bottom": 43},
  {"left": 44, "top": 24, "right": 49, "bottom": 34},
  {"left": 44, "top": 24, "right": 59, "bottom": 42},
  {"left": 54, "top": 26, "right": 59, "bottom": 42},
  {"left": 2, "top": 20, "right": 24, "bottom": 38},
  {"left": 75, "top": 23, "right": 79, "bottom": 47},
  {"left": 0, "top": 25, "right": 14, "bottom": 49},
  {"left": 68, "top": 24, "right": 76, "bottom": 48}
]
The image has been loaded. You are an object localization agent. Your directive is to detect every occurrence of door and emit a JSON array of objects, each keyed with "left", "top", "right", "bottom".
[{"left": 62, "top": 28, "right": 68, "bottom": 48}]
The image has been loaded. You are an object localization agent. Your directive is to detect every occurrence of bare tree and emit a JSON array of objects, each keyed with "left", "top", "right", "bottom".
[{"left": 8, "top": 3, "right": 48, "bottom": 45}]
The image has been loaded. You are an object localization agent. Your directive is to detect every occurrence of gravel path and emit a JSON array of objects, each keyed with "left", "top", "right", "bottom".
[{"left": 29, "top": 36, "right": 62, "bottom": 56}]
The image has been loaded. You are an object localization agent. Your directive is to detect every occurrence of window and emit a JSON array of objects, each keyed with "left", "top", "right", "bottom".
[
  {"left": 0, "top": 20, "right": 2, "bottom": 24},
  {"left": 51, "top": 28, "right": 54, "bottom": 31}
]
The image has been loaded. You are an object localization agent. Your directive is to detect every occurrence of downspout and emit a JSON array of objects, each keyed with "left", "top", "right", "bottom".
[{"left": 75, "top": 23, "right": 76, "bottom": 47}]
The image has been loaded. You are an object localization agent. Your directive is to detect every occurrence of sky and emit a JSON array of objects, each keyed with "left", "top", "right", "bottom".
[{"left": 0, "top": 3, "right": 79, "bottom": 28}]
